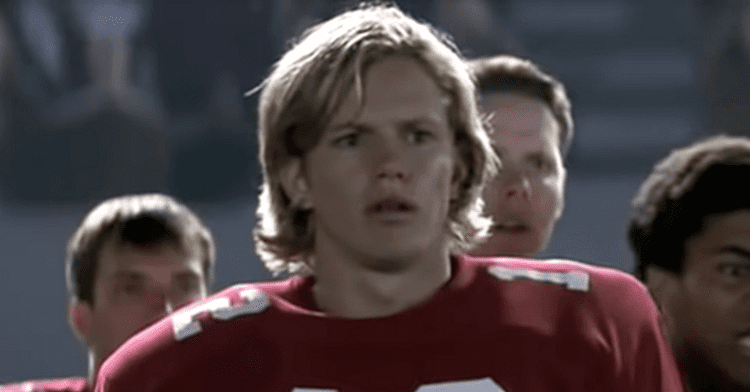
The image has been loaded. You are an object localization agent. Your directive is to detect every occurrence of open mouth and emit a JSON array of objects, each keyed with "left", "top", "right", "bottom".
[
  {"left": 491, "top": 222, "right": 530, "bottom": 234},
  {"left": 736, "top": 334, "right": 750, "bottom": 357},
  {"left": 366, "top": 198, "right": 417, "bottom": 214}
]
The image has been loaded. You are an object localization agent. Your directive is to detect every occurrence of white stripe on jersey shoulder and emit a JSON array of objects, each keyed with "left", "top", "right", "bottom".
[
  {"left": 172, "top": 288, "right": 270, "bottom": 341},
  {"left": 292, "top": 378, "right": 506, "bottom": 392},
  {"left": 416, "top": 377, "right": 506, "bottom": 391},
  {"left": 292, "top": 389, "right": 338, "bottom": 392},
  {"left": 487, "top": 262, "right": 590, "bottom": 292}
]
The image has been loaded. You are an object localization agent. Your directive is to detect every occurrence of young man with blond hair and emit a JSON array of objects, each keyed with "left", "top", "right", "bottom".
[{"left": 95, "top": 4, "right": 684, "bottom": 391}]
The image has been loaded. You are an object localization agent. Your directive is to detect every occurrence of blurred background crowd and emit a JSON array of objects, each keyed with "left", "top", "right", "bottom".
[{"left": 0, "top": 0, "right": 748, "bottom": 383}]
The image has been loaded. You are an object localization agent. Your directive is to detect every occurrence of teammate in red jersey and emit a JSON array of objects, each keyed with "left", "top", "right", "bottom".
[
  {"left": 95, "top": 3, "right": 684, "bottom": 391},
  {"left": 0, "top": 194, "right": 215, "bottom": 392},
  {"left": 467, "top": 55, "right": 572, "bottom": 257},
  {"left": 630, "top": 135, "right": 750, "bottom": 392}
]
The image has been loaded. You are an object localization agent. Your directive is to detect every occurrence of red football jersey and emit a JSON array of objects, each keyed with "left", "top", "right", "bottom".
[
  {"left": 95, "top": 256, "right": 685, "bottom": 391},
  {"left": 0, "top": 377, "right": 89, "bottom": 392}
]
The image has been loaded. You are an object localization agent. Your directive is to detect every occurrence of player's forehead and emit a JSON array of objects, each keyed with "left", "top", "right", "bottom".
[
  {"left": 327, "top": 56, "right": 451, "bottom": 130},
  {"left": 489, "top": 118, "right": 561, "bottom": 161},
  {"left": 96, "top": 240, "right": 203, "bottom": 282},
  {"left": 485, "top": 91, "right": 554, "bottom": 129},
  {"left": 688, "top": 210, "right": 750, "bottom": 250}
]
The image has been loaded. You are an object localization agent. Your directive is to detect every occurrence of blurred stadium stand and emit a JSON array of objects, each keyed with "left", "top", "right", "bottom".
[{"left": 0, "top": 0, "right": 267, "bottom": 204}]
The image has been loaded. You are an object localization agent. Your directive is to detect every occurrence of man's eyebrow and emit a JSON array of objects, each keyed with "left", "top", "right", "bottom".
[
  {"left": 330, "top": 115, "right": 444, "bottom": 130},
  {"left": 326, "top": 121, "right": 367, "bottom": 134},
  {"left": 400, "top": 117, "right": 444, "bottom": 128},
  {"left": 173, "top": 271, "right": 201, "bottom": 280},
  {"left": 717, "top": 246, "right": 750, "bottom": 259},
  {"left": 111, "top": 271, "right": 145, "bottom": 281},
  {"left": 525, "top": 151, "right": 552, "bottom": 160}
]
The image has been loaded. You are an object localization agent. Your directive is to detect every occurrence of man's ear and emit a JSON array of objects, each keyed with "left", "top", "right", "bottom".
[
  {"left": 68, "top": 299, "right": 93, "bottom": 344},
  {"left": 279, "top": 159, "right": 312, "bottom": 209},
  {"left": 554, "top": 167, "right": 567, "bottom": 220},
  {"left": 644, "top": 265, "right": 678, "bottom": 310}
]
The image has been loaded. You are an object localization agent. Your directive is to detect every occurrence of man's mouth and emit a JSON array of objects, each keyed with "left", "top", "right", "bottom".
[
  {"left": 366, "top": 197, "right": 418, "bottom": 214},
  {"left": 491, "top": 221, "right": 530, "bottom": 234},
  {"left": 737, "top": 334, "right": 750, "bottom": 356}
]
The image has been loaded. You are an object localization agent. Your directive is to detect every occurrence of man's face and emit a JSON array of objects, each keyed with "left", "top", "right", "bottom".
[
  {"left": 471, "top": 92, "right": 565, "bottom": 257},
  {"left": 290, "top": 55, "right": 458, "bottom": 270},
  {"left": 656, "top": 210, "right": 750, "bottom": 389},
  {"left": 76, "top": 240, "right": 206, "bottom": 367}
]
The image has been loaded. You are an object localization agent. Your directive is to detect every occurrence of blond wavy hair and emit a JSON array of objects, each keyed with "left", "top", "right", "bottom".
[{"left": 253, "top": 3, "right": 498, "bottom": 275}]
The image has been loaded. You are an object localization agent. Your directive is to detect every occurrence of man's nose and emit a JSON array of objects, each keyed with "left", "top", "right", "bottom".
[
  {"left": 373, "top": 135, "right": 410, "bottom": 182},
  {"left": 499, "top": 164, "right": 531, "bottom": 199},
  {"left": 147, "top": 287, "right": 175, "bottom": 315},
  {"left": 164, "top": 298, "right": 175, "bottom": 314}
]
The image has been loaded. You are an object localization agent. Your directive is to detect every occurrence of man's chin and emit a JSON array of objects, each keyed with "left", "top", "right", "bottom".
[
  {"left": 470, "top": 236, "right": 539, "bottom": 258},
  {"left": 676, "top": 339, "right": 750, "bottom": 392}
]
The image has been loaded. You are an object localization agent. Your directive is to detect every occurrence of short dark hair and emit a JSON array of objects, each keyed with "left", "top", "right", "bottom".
[
  {"left": 467, "top": 55, "right": 574, "bottom": 156},
  {"left": 629, "top": 135, "right": 750, "bottom": 280},
  {"left": 66, "top": 194, "right": 216, "bottom": 304}
]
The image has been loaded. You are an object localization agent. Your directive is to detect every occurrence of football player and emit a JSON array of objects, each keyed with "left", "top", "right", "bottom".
[
  {"left": 631, "top": 135, "right": 750, "bottom": 392},
  {"left": 95, "top": 3, "right": 684, "bottom": 391},
  {"left": 1, "top": 194, "right": 215, "bottom": 392},
  {"left": 467, "top": 55, "right": 572, "bottom": 257}
]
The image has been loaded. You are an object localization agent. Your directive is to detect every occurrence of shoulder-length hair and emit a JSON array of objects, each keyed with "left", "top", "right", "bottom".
[{"left": 253, "top": 3, "right": 498, "bottom": 275}]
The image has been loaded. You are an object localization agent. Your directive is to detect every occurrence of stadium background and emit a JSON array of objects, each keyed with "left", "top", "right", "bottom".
[{"left": 0, "top": 0, "right": 743, "bottom": 383}]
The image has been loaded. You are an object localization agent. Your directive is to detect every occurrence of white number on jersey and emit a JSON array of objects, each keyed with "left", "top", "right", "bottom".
[
  {"left": 488, "top": 265, "right": 590, "bottom": 292},
  {"left": 172, "top": 289, "right": 270, "bottom": 341},
  {"left": 292, "top": 378, "right": 506, "bottom": 392},
  {"left": 415, "top": 378, "right": 506, "bottom": 391},
  {"left": 291, "top": 389, "right": 337, "bottom": 392}
]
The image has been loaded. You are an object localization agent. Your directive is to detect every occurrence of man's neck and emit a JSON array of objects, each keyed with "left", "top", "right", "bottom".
[
  {"left": 677, "top": 342, "right": 750, "bottom": 392},
  {"left": 88, "top": 352, "right": 97, "bottom": 383},
  {"left": 311, "top": 246, "right": 453, "bottom": 319}
]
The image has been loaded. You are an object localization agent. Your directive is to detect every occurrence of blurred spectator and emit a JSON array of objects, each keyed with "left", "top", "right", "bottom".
[
  {"left": 0, "top": 0, "right": 169, "bottom": 203},
  {"left": 0, "top": 5, "right": 12, "bottom": 90},
  {"left": 143, "top": 0, "right": 271, "bottom": 201},
  {"left": 0, "top": 0, "right": 269, "bottom": 204},
  {"left": 699, "top": 0, "right": 750, "bottom": 136},
  {"left": 435, "top": 0, "right": 523, "bottom": 57}
]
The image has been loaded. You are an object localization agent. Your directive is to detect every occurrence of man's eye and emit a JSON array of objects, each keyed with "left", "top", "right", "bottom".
[
  {"left": 407, "top": 130, "right": 434, "bottom": 145},
  {"left": 530, "top": 156, "right": 552, "bottom": 172},
  {"left": 122, "top": 282, "right": 144, "bottom": 295},
  {"left": 332, "top": 133, "right": 360, "bottom": 148},
  {"left": 718, "top": 264, "right": 750, "bottom": 279},
  {"left": 177, "top": 280, "right": 198, "bottom": 293}
]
